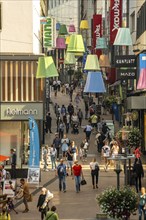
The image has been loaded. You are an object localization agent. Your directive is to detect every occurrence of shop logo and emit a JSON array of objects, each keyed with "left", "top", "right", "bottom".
[{"left": 6, "top": 108, "right": 38, "bottom": 116}]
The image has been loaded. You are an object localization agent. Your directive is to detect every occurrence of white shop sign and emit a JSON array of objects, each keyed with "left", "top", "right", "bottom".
[{"left": 0, "top": 103, "right": 43, "bottom": 120}]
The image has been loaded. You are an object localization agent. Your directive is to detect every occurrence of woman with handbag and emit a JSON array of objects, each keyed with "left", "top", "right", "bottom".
[
  {"left": 72, "top": 160, "right": 83, "bottom": 193},
  {"left": 138, "top": 187, "right": 146, "bottom": 220},
  {"left": 37, "top": 188, "right": 54, "bottom": 220},
  {"left": 90, "top": 158, "right": 100, "bottom": 189}
]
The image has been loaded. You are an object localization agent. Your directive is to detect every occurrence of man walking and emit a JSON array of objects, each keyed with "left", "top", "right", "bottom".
[
  {"left": 53, "top": 134, "right": 61, "bottom": 160},
  {"left": 46, "top": 112, "right": 52, "bottom": 134},
  {"left": 10, "top": 148, "right": 16, "bottom": 179},
  {"left": 56, "top": 159, "right": 67, "bottom": 192},
  {"left": 43, "top": 145, "right": 49, "bottom": 171}
]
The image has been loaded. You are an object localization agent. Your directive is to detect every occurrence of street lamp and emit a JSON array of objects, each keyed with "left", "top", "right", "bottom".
[
  {"left": 108, "top": 156, "right": 122, "bottom": 190},
  {"left": 114, "top": 159, "right": 122, "bottom": 190},
  {"left": 121, "top": 127, "right": 130, "bottom": 185}
]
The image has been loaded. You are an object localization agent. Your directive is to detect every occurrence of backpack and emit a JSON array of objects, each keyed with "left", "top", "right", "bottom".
[
  {"left": 58, "top": 165, "right": 65, "bottom": 176},
  {"left": 95, "top": 163, "right": 99, "bottom": 171}
]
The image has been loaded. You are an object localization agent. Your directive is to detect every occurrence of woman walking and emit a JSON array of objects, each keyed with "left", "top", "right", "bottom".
[
  {"left": 90, "top": 158, "right": 99, "bottom": 189},
  {"left": 37, "top": 188, "right": 48, "bottom": 220},
  {"left": 72, "top": 160, "right": 83, "bottom": 193}
]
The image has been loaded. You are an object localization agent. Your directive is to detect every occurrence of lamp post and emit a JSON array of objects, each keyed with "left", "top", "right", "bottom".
[
  {"left": 108, "top": 156, "right": 122, "bottom": 190},
  {"left": 114, "top": 159, "right": 122, "bottom": 190},
  {"left": 121, "top": 127, "right": 130, "bottom": 185}
]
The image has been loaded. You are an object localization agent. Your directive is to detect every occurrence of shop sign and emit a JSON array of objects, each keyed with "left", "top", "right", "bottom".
[
  {"left": 93, "top": 14, "right": 102, "bottom": 49},
  {"left": 117, "top": 69, "right": 137, "bottom": 79},
  {"left": 43, "top": 17, "right": 56, "bottom": 49},
  {"left": 115, "top": 55, "right": 137, "bottom": 67},
  {"left": 1, "top": 103, "right": 43, "bottom": 120},
  {"left": 110, "top": 0, "right": 122, "bottom": 44}
]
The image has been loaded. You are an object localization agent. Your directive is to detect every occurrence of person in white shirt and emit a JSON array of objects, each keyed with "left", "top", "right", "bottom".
[
  {"left": 102, "top": 140, "right": 111, "bottom": 171},
  {"left": 90, "top": 158, "right": 100, "bottom": 189},
  {"left": 50, "top": 145, "right": 57, "bottom": 170},
  {"left": 84, "top": 124, "right": 93, "bottom": 141}
]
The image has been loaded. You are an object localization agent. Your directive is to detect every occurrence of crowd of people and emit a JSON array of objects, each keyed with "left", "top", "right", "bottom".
[{"left": 0, "top": 79, "right": 146, "bottom": 220}]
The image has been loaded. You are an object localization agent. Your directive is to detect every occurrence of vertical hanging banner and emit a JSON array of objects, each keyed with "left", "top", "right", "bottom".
[
  {"left": 28, "top": 116, "right": 40, "bottom": 168},
  {"left": 110, "top": 0, "right": 122, "bottom": 44},
  {"left": 93, "top": 14, "right": 102, "bottom": 49},
  {"left": 43, "top": 17, "right": 56, "bottom": 49}
]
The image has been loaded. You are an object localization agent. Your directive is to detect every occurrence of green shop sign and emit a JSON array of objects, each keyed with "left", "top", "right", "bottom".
[{"left": 43, "top": 17, "right": 53, "bottom": 48}]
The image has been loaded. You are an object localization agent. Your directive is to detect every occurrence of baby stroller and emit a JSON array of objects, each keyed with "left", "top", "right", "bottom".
[{"left": 72, "top": 122, "right": 79, "bottom": 134}]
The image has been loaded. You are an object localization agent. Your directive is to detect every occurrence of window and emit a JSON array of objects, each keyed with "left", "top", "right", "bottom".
[
  {"left": 130, "top": 12, "right": 135, "bottom": 33},
  {"left": 137, "top": 1, "right": 146, "bottom": 38},
  {"left": 0, "top": 2, "right": 2, "bottom": 30}
]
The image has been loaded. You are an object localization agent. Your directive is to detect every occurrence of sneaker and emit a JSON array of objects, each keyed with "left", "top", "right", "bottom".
[{"left": 63, "top": 190, "right": 66, "bottom": 193}]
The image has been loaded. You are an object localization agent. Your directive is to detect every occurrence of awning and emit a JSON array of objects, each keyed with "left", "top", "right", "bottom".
[{"left": 0, "top": 155, "right": 10, "bottom": 162}]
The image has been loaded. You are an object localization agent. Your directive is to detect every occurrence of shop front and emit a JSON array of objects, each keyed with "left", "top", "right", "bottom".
[
  {"left": 127, "top": 96, "right": 146, "bottom": 151},
  {"left": 0, "top": 102, "right": 43, "bottom": 167}
]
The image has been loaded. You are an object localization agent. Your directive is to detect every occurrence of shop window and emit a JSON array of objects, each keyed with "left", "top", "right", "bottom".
[{"left": 130, "top": 12, "right": 135, "bottom": 33}]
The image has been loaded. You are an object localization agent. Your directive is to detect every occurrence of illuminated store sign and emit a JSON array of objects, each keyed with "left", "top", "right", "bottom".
[
  {"left": 0, "top": 103, "right": 43, "bottom": 120},
  {"left": 6, "top": 108, "right": 38, "bottom": 116}
]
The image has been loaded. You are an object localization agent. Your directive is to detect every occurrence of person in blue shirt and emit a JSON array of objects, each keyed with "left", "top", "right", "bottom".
[{"left": 56, "top": 159, "right": 67, "bottom": 192}]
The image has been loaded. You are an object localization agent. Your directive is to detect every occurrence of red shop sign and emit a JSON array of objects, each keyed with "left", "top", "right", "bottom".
[
  {"left": 110, "top": 0, "right": 122, "bottom": 44},
  {"left": 93, "top": 14, "right": 102, "bottom": 49}
]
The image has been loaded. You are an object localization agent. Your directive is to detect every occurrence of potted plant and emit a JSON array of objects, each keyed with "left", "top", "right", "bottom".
[
  {"left": 97, "top": 186, "right": 138, "bottom": 220},
  {"left": 128, "top": 127, "right": 142, "bottom": 149}
]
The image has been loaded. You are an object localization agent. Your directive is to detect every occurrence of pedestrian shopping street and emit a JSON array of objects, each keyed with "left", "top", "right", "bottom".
[{"left": 10, "top": 90, "right": 144, "bottom": 220}]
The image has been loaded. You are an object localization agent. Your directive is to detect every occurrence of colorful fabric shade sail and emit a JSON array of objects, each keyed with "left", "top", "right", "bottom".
[
  {"left": 84, "top": 71, "right": 106, "bottom": 93},
  {"left": 36, "top": 57, "right": 58, "bottom": 78}
]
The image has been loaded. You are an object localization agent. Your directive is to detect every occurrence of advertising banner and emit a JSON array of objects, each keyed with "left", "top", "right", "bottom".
[
  {"left": 28, "top": 116, "right": 40, "bottom": 168},
  {"left": 43, "top": 17, "right": 56, "bottom": 49},
  {"left": 110, "top": 0, "right": 122, "bottom": 44},
  {"left": 27, "top": 167, "right": 40, "bottom": 184},
  {"left": 93, "top": 14, "right": 102, "bottom": 49}
]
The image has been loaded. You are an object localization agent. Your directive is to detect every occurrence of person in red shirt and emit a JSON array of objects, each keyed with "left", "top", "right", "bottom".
[
  {"left": 72, "top": 160, "right": 82, "bottom": 193},
  {"left": 134, "top": 146, "right": 142, "bottom": 159}
]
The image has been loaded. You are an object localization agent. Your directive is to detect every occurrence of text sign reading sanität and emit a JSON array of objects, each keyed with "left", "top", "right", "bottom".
[{"left": 115, "top": 55, "right": 137, "bottom": 67}]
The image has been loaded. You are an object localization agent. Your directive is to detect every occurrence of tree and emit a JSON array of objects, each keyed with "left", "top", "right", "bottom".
[
  {"left": 128, "top": 127, "right": 142, "bottom": 149},
  {"left": 97, "top": 187, "right": 138, "bottom": 220}
]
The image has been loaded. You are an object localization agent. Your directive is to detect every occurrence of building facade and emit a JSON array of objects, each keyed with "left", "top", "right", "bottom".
[{"left": 0, "top": 0, "right": 46, "bottom": 166}]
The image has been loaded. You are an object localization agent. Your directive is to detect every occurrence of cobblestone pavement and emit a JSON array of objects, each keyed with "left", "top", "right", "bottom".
[{"left": 10, "top": 89, "right": 145, "bottom": 220}]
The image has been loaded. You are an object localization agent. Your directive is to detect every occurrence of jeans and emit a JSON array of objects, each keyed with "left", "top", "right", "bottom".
[
  {"left": 74, "top": 176, "right": 81, "bottom": 192},
  {"left": 67, "top": 160, "right": 73, "bottom": 175},
  {"left": 43, "top": 158, "right": 47, "bottom": 170},
  {"left": 59, "top": 176, "right": 66, "bottom": 191},
  {"left": 56, "top": 148, "right": 60, "bottom": 159},
  {"left": 91, "top": 170, "right": 99, "bottom": 186},
  {"left": 135, "top": 175, "right": 142, "bottom": 192},
  {"left": 51, "top": 156, "right": 56, "bottom": 169},
  {"left": 138, "top": 205, "right": 146, "bottom": 220}
]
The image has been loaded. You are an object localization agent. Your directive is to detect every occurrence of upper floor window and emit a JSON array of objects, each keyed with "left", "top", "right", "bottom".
[{"left": 130, "top": 12, "right": 135, "bottom": 33}]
